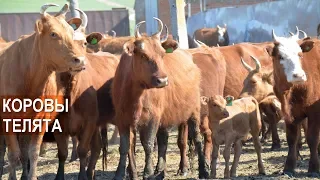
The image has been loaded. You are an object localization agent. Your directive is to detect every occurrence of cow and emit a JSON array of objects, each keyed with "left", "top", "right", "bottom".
[
  {"left": 112, "top": 18, "right": 209, "bottom": 180},
  {"left": 0, "top": 3, "right": 86, "bottom": 180},
  {"left": 263, "top": 30, "right": 319, "bottom": 176},
  {"left": 200, "top": 95, "right": 265, "bottom": 178},
  {"left": 0, "top": 37, "right": 6, "bottom": 43},
  {"left": 191, "top": 24, "right": 229, "bottom": 48}
]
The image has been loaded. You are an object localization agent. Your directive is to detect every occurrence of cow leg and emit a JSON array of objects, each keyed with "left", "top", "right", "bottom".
[
  {"left": 270, "top": 122, "right": 281, "bottom": 151},
  {"left": 188, "top": 114, "right": 209, "bottom": 179},
  {"left": 70, "top": 136, "right": 79, "bottom": 162},
  {"left": 177, "top": 123, "right": 188, "bottom": 176},
  {"left": 139, "top": 120, "right": 159, "bottom": 180},
  {"left": 5, "top": 134, "right": 20, "bottom": 180},
  {"left": 260, "top": 114, "right": 268, "bottom": 143},
  {"left": 306, "top": 115, "right": 320, "bottom": 176},
  {"left": 210, "top": 138, "right": 219, "bottom": 179},
  {"left": 155, "top": 128, "right": 169, "bottom": 179},
  {"left": 0, "top": 136, "right": 6, "bottom": 179},
  {"left": 54, "top": 133, "right": 69, "bottom": 180},
  {"left": 252, "top": 131, "right": 266, "bottom": 175},
  {"left": 109, "top": 126, "right": 119, "bottom": 145},
  {"left": 223, "top": 139, "right": 232, "bottom": 179},
  {"left": 28, "top": 134, "right": 43, "bottom": 180},
  {"left": 77, "top": 126, "right": 95, "bottom": 180},
  {"left": 18, "top": 135, "right": 29, "bottom": 180},
  {"left": 202, "top": 116, "right": 212, "bottom": 164},
  {"left": 230, "top": 139, "right": 242, "bottom": 177},
  {"left": 114, "top": 126, "right": 130, "bottom": 180},
  {"left": 39, "top": 142, "right": 47, "bottom": 157},
  {"left": 86, "top": 130, "right": 102, "bottom": 180},
  {"left": 126, "top": 127, "right": 138, "bottom": 179},
  {"left": 283, "top": 123, "right": 299, "bottom": 176}
]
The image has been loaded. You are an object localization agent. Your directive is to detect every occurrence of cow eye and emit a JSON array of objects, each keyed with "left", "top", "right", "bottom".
[
  {"left": 84, "top": 42, "right": 88, "bottom": 46},
  {"left": 50, "top": 32, "right": 57, "bottom": 38},
  {"left": 251, "top": 80, "right": 257, "bottom": 84}
]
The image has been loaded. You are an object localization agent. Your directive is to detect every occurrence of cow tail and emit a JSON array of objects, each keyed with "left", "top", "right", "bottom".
[{"left": 101, "top": 126, "right": 108, "bottom": 171}]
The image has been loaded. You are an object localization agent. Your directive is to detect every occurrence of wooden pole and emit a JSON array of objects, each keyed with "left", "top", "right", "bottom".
[
  {"left": 68, "top": 0, "right": 80, "bottom": 18},
  {"left": 187, "top": 0, "right": 191, "bottom": 18},
  {"left": 169, "top": 0, "right": 189, "bottom": 49},
  {"left": 200, "top": 0, "right": 203, "bottom": 12},
  {"left": 203, "top": 0, "right": 206, "bottom": 11},
  {"left": 145, "top": 0, "right": 159, "bottom": 35}
]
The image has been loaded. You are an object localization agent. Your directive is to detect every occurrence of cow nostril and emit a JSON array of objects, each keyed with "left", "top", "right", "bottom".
[
  {"left": 293, "top": 73, "right": 299, "bottom": 78},
  {"left": 74, "top": 58, "right": 80, "bottom": 64},
  {"left": 156, "top": 78, "right": 162, "bottom": 84}
]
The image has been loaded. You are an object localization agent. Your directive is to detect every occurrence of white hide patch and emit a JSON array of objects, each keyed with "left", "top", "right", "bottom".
[
  {"left": 276, "top": 36, "right": 307, "bottom": 83},
  {"left": 73, "top": 31, "right": 86, "bottom": 41},
  {"left": 217, "top": 28, "right": 225, "bottom": 42}
]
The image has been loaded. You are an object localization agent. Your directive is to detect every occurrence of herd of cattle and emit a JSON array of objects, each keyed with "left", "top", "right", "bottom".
[{"left": 1, "top": 2, "right": 320, "bottom": 180}]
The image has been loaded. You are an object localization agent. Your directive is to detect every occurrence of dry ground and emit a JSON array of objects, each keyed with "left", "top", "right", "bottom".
[{"left": 2, "top": 121, "right": 318, "bottom": 180}]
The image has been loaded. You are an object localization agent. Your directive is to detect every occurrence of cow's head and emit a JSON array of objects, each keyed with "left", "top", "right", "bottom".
[
  {"left": 200, "top": 95, "right": 230, "bottom": 120},
  {"left": 217, "top": 24, "right": 227, "bottom": 43},
  {"left": 35, "top": 3, "right": 86, "bottom": 73},
  {"left": 123, "top": 18, "right": 178, "bottom": 89},
  {"left": 269, "top": 27, "right": 310, "bottom": 83},
  {"left": 239, "top": 56, "right": 274, "bottom": 102}
]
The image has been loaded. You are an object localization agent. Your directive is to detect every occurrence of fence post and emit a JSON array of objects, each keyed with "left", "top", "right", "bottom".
[
  {"left": 169, "top": 0, "right": 189, "bottom": 49},
  {"left": 145, "top": 0, "right": 159, "bottom": 35},
  {"left": 68, "top": 0, "right": 80, "bottom": 18}
]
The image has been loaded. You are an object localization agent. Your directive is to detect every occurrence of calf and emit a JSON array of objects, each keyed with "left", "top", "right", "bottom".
[{"left": 201, "top": 95, "right": 265, "bottom": 178}]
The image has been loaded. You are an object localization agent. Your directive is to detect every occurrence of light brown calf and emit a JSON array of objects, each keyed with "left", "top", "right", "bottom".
[{"left": 201, "top": 95, "right": 265, "bottom": 178}]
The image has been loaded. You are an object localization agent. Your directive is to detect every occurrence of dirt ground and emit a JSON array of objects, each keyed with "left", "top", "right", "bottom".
[{"left": 2, "top": 121, "right": 319, "bottom": 180}]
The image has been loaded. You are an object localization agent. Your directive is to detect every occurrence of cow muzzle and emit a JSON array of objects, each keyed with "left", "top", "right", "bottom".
[
  {"left": 222, "top": 110, "right": 229, "bottom": 118},
  {"left": 69, "top": 56, "right": 86, "bottom": 73},
  {"left": 290, "top": 71, "right": 307, "bottom": 83},
  {"left": 152, "top": 76, "right": 169, "bottom": 88}
]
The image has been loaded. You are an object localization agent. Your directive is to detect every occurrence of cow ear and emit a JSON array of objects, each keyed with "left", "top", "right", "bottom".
[
  {"left": 86, "top": 32, "right": 103, "bottom": 45},
  {"left": 67, "top": 18, "right": 82, "bottom": 31},
  {"left": 123, "top": 41, "right": 135, "bottom": 56},
  {"left": 300, "top": 40, "right": 314, "bottom": 52},
  {"left": 35, "top": 20, "right": 44, "bottom": 34},
  {"left": 162, "top": 39, "right": 179, "bottom": 53},
  {"left": 200, "top": 96, "right": 209, "bottom": 105}
]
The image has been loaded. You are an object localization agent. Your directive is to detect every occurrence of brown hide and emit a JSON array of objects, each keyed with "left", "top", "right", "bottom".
[
  {"left": 193, "top": 27, "right": 229, "bottom": 47},
  {"left": 219, "top": 43, "right": 273, "bottom": 98}
]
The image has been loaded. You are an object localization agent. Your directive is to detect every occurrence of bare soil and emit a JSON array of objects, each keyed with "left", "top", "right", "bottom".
[{"left": 2, "top": 121, "right": 318, "bottom": 180}]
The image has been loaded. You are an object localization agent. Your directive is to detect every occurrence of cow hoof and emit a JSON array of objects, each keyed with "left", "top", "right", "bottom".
[
  {"left": 307, "top": 172, "right": 320, "bottom": 177},
  {"left": 259, "top": 171, "right": 266, "bottom": 176},
  {"left": 270, "top": 144, "right": 281, "bottom": 151},
  {"left": 177, "top": 169, "right": 188, "bottom": 176},
  {"left": 282, "top": 171, "right": 294, "bottom": 177}
]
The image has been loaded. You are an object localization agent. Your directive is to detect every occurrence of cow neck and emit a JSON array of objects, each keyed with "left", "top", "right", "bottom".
[{"left": 24, "top": 33, "right": 62, "bottom": 96}]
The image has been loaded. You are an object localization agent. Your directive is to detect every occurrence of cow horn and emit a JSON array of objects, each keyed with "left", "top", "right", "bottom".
[
  {"left": 289, "top": 32, "right": 294, "bottom": 36},
  {"left": 110, "top": 30, "right": 116, "bottom": 37},
  {"left": 240, "top": 57, "right": 253, "bottom": 72},
  {"left": 293, "top": 26, "right": 299, "bottom": 39},
  {"left": 217, "top": 44, "right": 220, "bottom": 47},
  {"left": 40, "top": 3, "right": 59, "bottom": 17},
  {"left": 75, "top": 8, "right": 88, "bottom": 30},
  {"left": 250, "top": 55, "right": 261, "bottom": 72},
  {"left": 54, "top": 3, "right": 68, "bottom": 17},
  {"left": 160, "top": 24, "right": 168, "bottom": 43},
  {"left": 299, "top": 30, "right": 307, "bottom": 38},
  {"left": 217, "top": 25, "right": 221, "bottom": 29},
  {"left": 135, "top": 21, "right": 145, "bottom": 38},
  {"left": 196, "top": 40, "right": 207, "bottom": 46},
  {"left": 272, "top": 29, "right": 280, "bottom": 42},
  {"left": 224, "top": 23, "right": 227, "bottom": 28},
  {"left": 152, "top": 17, "right": 163, "bottom": 39},
  {"left": 193, "top": 38, "right": 201, "bottom": 47}
]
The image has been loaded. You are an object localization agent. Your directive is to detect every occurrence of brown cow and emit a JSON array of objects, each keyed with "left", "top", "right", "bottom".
[
  {"left": 112, "top": 18, "right": 209, "bottom": 180},
  {"left": 0, "top": 3, "right": 86, "bottom": 180},
  {"left": 192, "top": 24, "right": 229, "bottom": 48},
  {"left": 201, "top": 95, "right": 265, "bottom": 178},
  {"left": 265, "top": 30, "right": 319, "bottom": 176}
]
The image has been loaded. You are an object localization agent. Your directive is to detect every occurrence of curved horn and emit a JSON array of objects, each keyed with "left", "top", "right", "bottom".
[
  {"left": 240, "top": 57, "right": 253, "bottom": 72},
  {"left": 75, "top": 8, "right": 88, "bottom": 30},
  {"left": 272, "top": 29, "right": 280, "bottom": 42},
  {"left": 196, "top": 40, "right": 207, "bottom": 46},
  {"left": 299, "top": 30, "right": 307, "bottom": 38},
  {"left": 55, "top": 3, "right": 68, "bottom": 17},
  {"left": 216, "top": 44, "right": 220, "bottom": 47},
  {"left": 289, "top": 32, "right": 294, "bottom": 36},
  {"left": 160, "top": 24, "right": 168, "bottom": 43},
  {"left": 110, "top": 30, "right": 116, "bottom": 37},
  {"left": 250, "top": 55, "right": 261, "bottom": 72},
  {"left": 152, "top": 17, "right": 163, "bottom": 38},
  {"left": 224, "top": 23, "right": 227, "bottom": 28},
  {"left": 217, "top": 25, "right": 221, "bottom": 29},
  {"left": 40, "top": 3, "right": 59, "bottom": 17},
  {"left": 293, "top": 26, "right": 299, "bottom": 39},
  {"left": 135, "top": 21, "right": 145, "bottom": 38},
  {"left": 193, "top": 38, "right": 201, "bottom": 47}
]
